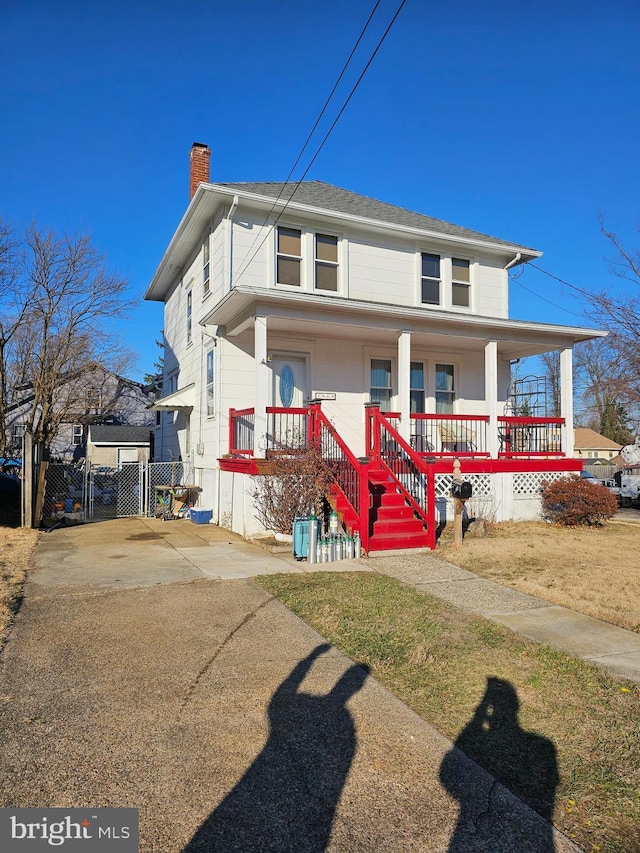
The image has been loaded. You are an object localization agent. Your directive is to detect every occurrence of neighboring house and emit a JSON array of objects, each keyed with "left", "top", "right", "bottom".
[
  {"left": 6, "top": 367, "right": 156, "bottom": 462},
  {"left": 87, "top": 425, "right": 153, "bottom": 467},
  {"left": 145, "top": 143, "right": 605, "bottom": 549},
  {"left": 573, "top": 428, "right": 622, "bottom": 463}
]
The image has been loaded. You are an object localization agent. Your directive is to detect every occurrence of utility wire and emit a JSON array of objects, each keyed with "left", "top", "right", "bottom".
[
  {"left": 527, "top": 261, "right": 590, "bottom": 296},
  {"left": 230, "top": 0, "right": 407, "bottom": 288},
  {"left": 509, "top": 274, "right": 588, "bottom": 322}
]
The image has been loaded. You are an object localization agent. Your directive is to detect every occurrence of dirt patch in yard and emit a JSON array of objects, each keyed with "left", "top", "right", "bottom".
[
  {"left": 438, "top": 521, "right": 640, "bottom": 633},
  {"left": 0, "top": 527, "right": 39, "bottom": 647}
]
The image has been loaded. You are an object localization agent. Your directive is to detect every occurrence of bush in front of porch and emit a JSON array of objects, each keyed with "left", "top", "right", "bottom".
[
  {"left": 252, "top": 446, "right": 334, "bottom": 535},
  {"left": 541, "top": 475, "right": 618, "bottom": 526}
]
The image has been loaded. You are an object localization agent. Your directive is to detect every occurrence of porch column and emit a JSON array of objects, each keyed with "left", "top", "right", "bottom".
[
  {"left": 254, "top": 315, "right": 268, "bottom": 456},
  {"left": 485, "top": 340, "right": 499, "bottom": 458},
  {"left": 560, "top": 346, "right": 574, "bottom": 457},
  {"left": 398, "top": 331, "right": 411, "bottom": 443}
]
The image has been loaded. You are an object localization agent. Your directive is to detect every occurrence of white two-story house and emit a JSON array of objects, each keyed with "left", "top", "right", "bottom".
[{"left": 145, "top": 143, "right": 604, "bottom": 550}]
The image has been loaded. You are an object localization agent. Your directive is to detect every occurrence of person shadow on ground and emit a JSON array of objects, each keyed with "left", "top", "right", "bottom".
[
  {"left": 182, "top": 643, "right": 369, "bottom": 852},
  {"left": 439, "top": 677, "right": 559, "bottom": 853}
]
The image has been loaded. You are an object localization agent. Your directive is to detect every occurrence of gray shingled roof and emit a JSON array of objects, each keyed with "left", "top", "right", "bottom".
[
  {"left": 90, "top": 425, "right": 151, "bottom": 444},
  {"left": 217, "top": 180, "right": 537, "bottom": 252}
]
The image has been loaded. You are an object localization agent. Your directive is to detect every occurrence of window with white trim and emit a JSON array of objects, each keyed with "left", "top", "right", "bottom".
[
  {"left": 203, "top": 237, "right": 210, "bottom": 297},
  {"left": 315, "top": 233, "right": 338, "bottom": 291},
  {"left": 410, "top": 362, "right": 425, "bottom": 413},
  {"left": 72, "top": 424, "right": 83, "bottom": 446},
  {"left": 421, "top": 253, "right": 441, "bottom": 305},
  {"left": 206, "top": 348, "right": 215, "bottom": 417},
  {"left": 12, "top": 423, "right": 25, "bottom": 450},
  {"left": 276, "top": 226, "right": 302, "bottom": 286},
  {"left": 370, "top": 359, "right": 392, "bottom": 409},
  {"left": 186, "top": 289, "right": 192, "bottom": 345},
  {"left": 452, "top": 258, "right": 471, "bottom": 307},
  {"left": 435, "top": 364, "right": 455, "bottom": 413}
]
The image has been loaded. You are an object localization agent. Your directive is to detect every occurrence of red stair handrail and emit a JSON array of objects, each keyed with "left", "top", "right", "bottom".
[{"left": 367, "top": 405, "right": 436, "bottom": 550}]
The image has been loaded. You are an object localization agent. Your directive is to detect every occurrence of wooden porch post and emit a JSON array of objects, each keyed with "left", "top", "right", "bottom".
[
  {"left": 560, "top": 346, "right": 574, "bottom": 457},
  {"left": 398, "top": 330, "right": 411, "bottom": 444},
  {"left": 484, "top": 340, "right": 499, "bottom": 458},
  {"left": 254, "top": 316, "right": 268, "bottom": 456}
]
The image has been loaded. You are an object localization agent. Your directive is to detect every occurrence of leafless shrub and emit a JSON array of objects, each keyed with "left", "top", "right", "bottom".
[{"left": 252, "top": 445, "right": 334, "bottom": 535}]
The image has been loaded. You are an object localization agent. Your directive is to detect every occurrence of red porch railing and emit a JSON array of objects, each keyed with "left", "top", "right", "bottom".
[
  {"left": 229, "top": 407, "right": 255, "bottom": 456},
  {"left": 229, "top": 408, "right": 567, "bottom": 460},
  {"left": 310, "top": 403, "right": 370, "bottom": 552},
  {"left": 410, "top": 414, "right": 490, "bottom": 457},
  {"left": 368, "top": 406, "right": 437, "bottom": 549},
  {"left": 497, "top": 416, "right": 564, "bottom": 457}
]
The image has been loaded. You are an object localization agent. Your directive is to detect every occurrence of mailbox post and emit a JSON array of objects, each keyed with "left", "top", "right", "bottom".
[{"left": 451, "top": 458, "right": 473, "bottom": 549}]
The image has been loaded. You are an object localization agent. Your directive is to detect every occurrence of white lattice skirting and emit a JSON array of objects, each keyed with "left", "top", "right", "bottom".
[{"left": 435, "top": 470, "right": 571, "bottom": 523}]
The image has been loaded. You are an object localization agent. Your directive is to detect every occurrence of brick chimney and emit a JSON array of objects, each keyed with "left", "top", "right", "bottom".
[{"left": 189, "top": 142, "right": 211, "bottom": 199}]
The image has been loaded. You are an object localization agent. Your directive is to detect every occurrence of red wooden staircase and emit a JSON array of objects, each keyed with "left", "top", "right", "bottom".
[{"left": 367, "top": 467, "right": 431, "bottom": 551}]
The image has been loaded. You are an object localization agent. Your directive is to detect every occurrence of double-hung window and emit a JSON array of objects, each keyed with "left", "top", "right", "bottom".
[
  {"left": 421, "top": 253, "right": 441, "bottom": 305},
  {"left": 410, "top": 362, "right": 425, "bottom": 413},
  {"left": 203, "top": 238, "right": 210, "bottom": 297},
  {"left": 452, "top": 258, "right": 471, "bottom": 307},
  {"left": 72, "top": 424, "right": 83, "bottom": 446},
  {"left": 276, "top": 227, "right": 302, "bottom": 286},
  {"left": 206, "top": 348, "right": 215, "bottom": 417},
  {"left": 12, "top": 424, "right": 24, "bottom": 451},
  {"left": 370, "top": 359, "right": 392, "bottom": 409},
  {"left": 315, "top": 234, "right": 338, "bottom": 291},
  {"left": 435, "top": 364, "right": 455, "bottom": 413},
  {"left": 186, "top": 289, "right": 193, "bottom": 345}
]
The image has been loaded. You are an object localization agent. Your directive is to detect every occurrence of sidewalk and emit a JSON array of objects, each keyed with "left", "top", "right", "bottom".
[
  {"left": 0, "top": 517, "right": 583, "bottom": 852},
  {"left": 367, "top": 551, "right": 640, "bottom": 683}
]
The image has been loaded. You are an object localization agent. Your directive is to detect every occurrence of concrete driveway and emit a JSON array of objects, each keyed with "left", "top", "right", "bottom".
[{"left": 0, "top": 517, "right": 580, "bottom": 852}]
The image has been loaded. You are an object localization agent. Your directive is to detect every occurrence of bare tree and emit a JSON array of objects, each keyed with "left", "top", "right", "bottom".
[{"left": 0, "top": 220, "right": 134, "bottom": 456}]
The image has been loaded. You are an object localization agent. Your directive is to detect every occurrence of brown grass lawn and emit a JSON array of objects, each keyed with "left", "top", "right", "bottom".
[
  {"left": 0, "top": 526, "right": 39, "bottom": 646},
  {"left": 437, "top": 520, "right": 640, "bottom": 633}
]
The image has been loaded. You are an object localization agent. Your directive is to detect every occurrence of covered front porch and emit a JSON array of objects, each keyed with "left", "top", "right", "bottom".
[{"left": 204, "top": 284, "right": 600, "bottom": 465}]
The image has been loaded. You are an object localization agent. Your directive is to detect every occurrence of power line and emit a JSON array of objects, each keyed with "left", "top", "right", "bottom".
[
  {"left": 509, "top": 274, "right": 588, "bottom": 322},
  {"left": 527, "top": 261, "right": 589, "bottom": 296},
  {"left": 230, "top": 0, "right": 407, "bottom": 288}
]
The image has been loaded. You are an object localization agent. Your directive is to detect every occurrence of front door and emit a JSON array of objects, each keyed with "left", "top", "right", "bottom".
[
  {"left": 270, "top": 355, "right": 308, "bottom": 450},
  {"left": 271, "top": 356, "right": 308, "bottom": 409}
]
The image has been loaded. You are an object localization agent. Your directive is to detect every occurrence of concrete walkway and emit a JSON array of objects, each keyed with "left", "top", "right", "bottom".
[
  {"left": 0, "top": 516, "right": 589, "bottom": 852},
  {"left": 369, "top": 553, "right": 640, "bottom": 683}
]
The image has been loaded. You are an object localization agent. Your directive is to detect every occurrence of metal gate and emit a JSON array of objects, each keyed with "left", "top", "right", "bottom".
[{"left": 42, "top": 461, "right": 193, "bottom": 522}]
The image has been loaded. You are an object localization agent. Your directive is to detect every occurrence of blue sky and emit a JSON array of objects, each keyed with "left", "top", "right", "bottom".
[{"left": 1, "top": 0, "right": 638, "bottom": 382}]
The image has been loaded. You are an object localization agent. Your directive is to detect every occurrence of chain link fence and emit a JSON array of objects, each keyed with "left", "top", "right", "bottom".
[{"left": 40, "top": 460, "right": 195, "bottom": 523}]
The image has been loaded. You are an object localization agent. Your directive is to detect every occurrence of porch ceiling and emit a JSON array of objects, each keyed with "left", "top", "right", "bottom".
[{"left": 202, "top": 286, "right": 606, "bottom": 359}]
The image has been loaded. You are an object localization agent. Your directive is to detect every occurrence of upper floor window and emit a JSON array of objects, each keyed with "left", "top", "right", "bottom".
[
  {"left": 452, "top": 258, "right": 470, "bottom": 307},
  {"left": 421, "top": 253, "right": 440, "bottom": 305},
  {"left": 315, "top": 234, "right": 338, "bottom": 291},
  {"left": 12, "top": 423, "right": 25, "bottom": 450},
  {"left": 86, "top": 387, "right": 101, "bottom": 411},
  {"left": 435, "top": 363, "right": 455, "bottom": 413},
  {"left": 203, "top": 238, "right": 210, "bottom": 297},
  {"left": 206, "top": 348, "right": 215, "bottom": 417},
  {"left": 370, "top": 359, "right": 392, "bottom": 409},
  {"left": 277, "top": 227, "right": 302, "bottom": 286},
  {"left": 186, "top": 289, "right": 193, "bottom": 345},
  {"left": 72, "top": 424, "right": 83, "bottom": 446}
]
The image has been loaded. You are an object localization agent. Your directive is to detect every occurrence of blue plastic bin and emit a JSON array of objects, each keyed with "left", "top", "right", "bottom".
[
  {"left": 292, "top": 516, "right": 321, "bottom": 560},
  {"left": 190, "top": 509, "right": 213, "bottom": 525}
]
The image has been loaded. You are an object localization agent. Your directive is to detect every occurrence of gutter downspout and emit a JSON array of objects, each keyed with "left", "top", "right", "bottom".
[
  {"left": 227, "top": 195, "right": 239, "bottom": 292},
  {"left": 504, "top": 251, "right": 522, "bottom": 271}
]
